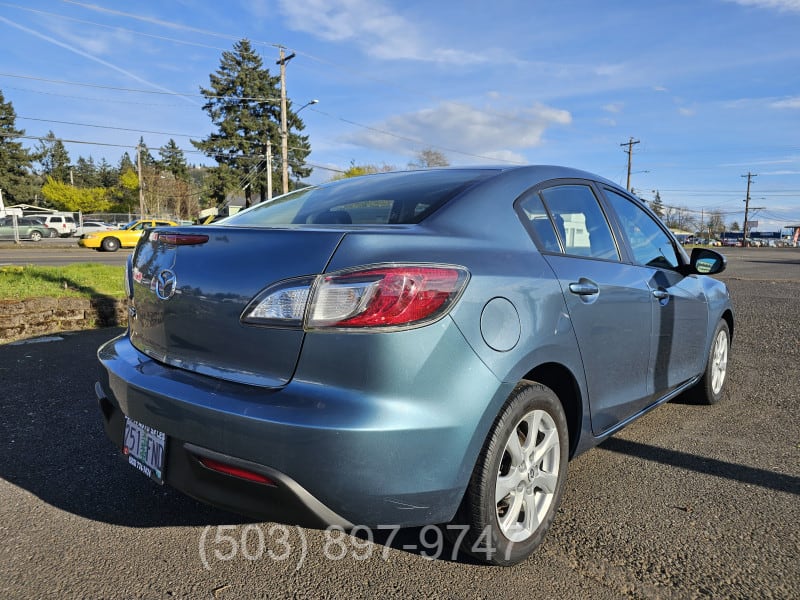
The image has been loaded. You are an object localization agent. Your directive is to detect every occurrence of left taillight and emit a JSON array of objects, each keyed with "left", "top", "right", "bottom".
[{"left": 241, "top": 265, "right": 469, "bottom": 331}]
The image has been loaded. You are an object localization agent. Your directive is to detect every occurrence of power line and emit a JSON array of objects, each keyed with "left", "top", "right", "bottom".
[
  {"left": 0, "top": 72, "right": 280, "bottom": 102},
  {"left": 19, "top": 116, "right": 197, "bottom": 139}
]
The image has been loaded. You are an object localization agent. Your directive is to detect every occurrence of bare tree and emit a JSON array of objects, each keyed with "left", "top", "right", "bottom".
[{"left": 408, "top": 148, "right": 449, "bottom": 169}]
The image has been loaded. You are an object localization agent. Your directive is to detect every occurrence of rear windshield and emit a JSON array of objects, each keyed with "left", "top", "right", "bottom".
[{"left": 223, "top": 169, "right": 497, "bottom": 226}]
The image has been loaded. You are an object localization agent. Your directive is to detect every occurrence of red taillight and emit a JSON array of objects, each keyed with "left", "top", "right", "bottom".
[
  {"left": 153, "top": 232, "right": 209, "bottom": 246},
  {"left": 307, "top": 265, "right": 469, "bottom": 330},
  {"left": 197, "top": 456, "right": 276, "bottom": 486}
]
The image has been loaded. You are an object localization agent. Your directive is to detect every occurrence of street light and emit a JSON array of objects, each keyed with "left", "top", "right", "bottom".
[
  {"left": 296, "top": 99, "right": 319, "bottom": 114},
  {"left": 279, "top": 99, "right": 318, "bottom": 196}
]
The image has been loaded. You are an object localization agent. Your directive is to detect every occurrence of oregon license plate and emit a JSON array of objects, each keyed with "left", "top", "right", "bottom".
[{"left": 123, "top": 416, "right": 166, "bottom": 484}]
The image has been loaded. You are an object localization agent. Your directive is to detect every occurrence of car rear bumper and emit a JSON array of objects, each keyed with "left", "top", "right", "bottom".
[{"left": 96, "top": 329, "right": 510, "bottom": 527}]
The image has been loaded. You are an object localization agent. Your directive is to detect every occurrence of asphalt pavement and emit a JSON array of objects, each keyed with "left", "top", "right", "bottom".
[{"left": 1, "top": 248, "right": 798, "bottom": 599}]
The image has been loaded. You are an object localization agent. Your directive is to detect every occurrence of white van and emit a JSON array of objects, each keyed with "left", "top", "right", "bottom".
[{"left": 41, "top": 214, "right": 77, "bottom": 237}]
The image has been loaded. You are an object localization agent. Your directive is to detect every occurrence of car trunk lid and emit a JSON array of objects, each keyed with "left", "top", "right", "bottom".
[{"left": 129, "top": 226, "right": 344, "bottom": 387}]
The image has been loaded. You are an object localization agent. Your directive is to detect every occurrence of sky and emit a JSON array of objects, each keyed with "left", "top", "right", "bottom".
[{"left": 1, "top": 0, "right": 798, "bottom": 231}]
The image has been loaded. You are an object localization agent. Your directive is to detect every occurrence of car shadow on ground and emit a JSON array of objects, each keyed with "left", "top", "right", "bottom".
[{"left": 600, "top": 437, "right": 800, "bottom": 496}]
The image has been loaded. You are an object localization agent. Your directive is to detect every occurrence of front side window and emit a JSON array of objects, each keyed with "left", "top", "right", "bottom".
[
  {"left": 602, "top": 188, "right": 680, "bottom": 270},
  {"left": 539, "top": 185, "right": 619, "bottom": 260}
]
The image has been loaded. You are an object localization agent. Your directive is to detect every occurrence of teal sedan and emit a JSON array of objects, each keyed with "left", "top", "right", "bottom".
[{"left": 95, "top": 166, "right": 732, "bottom": 566}]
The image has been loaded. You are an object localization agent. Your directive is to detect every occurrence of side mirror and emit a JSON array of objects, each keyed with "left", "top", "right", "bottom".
[{"left": 690, "top": 247, "right": 726, "bottom": 275}]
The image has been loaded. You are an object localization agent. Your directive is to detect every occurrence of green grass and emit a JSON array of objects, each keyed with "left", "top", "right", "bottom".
[{"left": 0, "top": 264, "right": 126, "bottom": 301}]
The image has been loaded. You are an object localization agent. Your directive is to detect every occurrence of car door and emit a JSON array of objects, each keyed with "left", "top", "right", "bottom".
[
  {"left": 600, "top": 187, "right": 709, "bottom": 395},
  {"left": 517, "top": 182, "right": 654, "bottom": 435}
]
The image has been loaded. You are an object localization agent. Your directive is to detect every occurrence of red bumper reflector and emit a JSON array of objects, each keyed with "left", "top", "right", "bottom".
[{"left": 198, "top": 456, "right": 276, "bottom": 486}]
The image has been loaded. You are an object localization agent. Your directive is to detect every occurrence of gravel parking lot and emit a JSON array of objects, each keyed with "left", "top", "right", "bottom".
[{"left": 1, "top": 248, "right": 797, "bottom": 599}]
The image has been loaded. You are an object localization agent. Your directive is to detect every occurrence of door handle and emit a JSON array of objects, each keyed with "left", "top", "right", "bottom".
[
  {"left": 652, "top": 289, "right": 670, "bottom": 300},
  {"left": 569, "top": 281, "right": 600, "bottom": 296}
]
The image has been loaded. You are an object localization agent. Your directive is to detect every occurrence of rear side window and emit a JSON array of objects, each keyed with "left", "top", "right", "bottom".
[
  {"left": 517, "top": 193, "right": 561, "bottom": 252},
  {"left": 224, "top": 170, "right": 497, "bottom": 226},
  {"left": 602, "top": 188, "right": 680, "bottom": 270},
  {"left": 539, "top": 185, "right": 619, "bottom": 261}
]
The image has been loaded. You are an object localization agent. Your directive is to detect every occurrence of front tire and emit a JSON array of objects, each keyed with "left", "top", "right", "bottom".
[
  {"left": 450, "top": 381, "right": 568, "bottom": 566},
  {"left": 101, "top": 237, "right": 120, "bottom": 252},
  {"left": 29, "top": 230, "right": 42, "bottom": 242},
  {"left": 691, "top": 319, "right": 730, "bottom": 405}
]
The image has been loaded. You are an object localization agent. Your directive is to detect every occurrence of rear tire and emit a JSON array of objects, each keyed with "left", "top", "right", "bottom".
[
  {"left": 691, "top": 319, "right": 730, "bottom": 405},
  {"left": 101, "top": 237, "right": 120, "bottom": 252},
  {"left": 449, "top": 381, "right": 568, "bottom": 566}
]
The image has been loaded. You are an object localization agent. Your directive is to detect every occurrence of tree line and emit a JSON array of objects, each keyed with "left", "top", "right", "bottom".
[{"left": 648, "top": 191, "right": 739, "bottom": 236}]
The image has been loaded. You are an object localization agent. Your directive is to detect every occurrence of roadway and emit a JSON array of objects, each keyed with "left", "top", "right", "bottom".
[{"left": 0, "top": 238, "right": 131, "bottom": 266}]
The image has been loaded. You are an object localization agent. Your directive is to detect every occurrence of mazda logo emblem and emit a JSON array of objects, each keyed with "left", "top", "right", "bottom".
[{"left": 155, "top": 269, "right": 177, "bottom": 300}]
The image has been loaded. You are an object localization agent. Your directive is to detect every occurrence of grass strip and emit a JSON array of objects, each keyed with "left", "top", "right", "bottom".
[{"left": 0, "top": 264, "right": 125, "bottom": 301}]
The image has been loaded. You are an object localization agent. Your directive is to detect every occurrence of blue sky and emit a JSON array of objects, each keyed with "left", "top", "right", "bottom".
[{"left": 1, "top": 0, "right": 798, "bottom": 230}]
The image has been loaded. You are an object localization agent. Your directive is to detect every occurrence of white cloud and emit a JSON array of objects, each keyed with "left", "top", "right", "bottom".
[
  {"left": 727, "top": 0, "right": 800, "bottom": 12},
  {"left": 678, "top": 107, "right": 696, "bottom": 116},
  {"left": 603, "top": 102, "right": 624, "bottom": 113},
  {"left": 276, "top": 0, "right": 487, "bottom": 64},
  {"left": 771, "top": 97, "right": 800, "bottom": 109},
  {"left": 342, "top": 102, "right": 571, "bottom": 163}
]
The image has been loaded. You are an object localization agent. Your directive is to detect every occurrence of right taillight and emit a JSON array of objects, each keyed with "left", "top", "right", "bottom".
[
  {"left": 241, "top": 265, "right": 469, "bottom": 332},
  {"left": 307, "top": 265, "right": 469, "bottom": 330}
]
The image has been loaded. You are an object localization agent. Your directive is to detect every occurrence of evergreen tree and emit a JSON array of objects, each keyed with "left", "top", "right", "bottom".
[
  {"left": 97, "top": 158, "right": 117, "bottom": 188},
  {"left": 74, "top": 156, "right": 99, "bottom": 187},
  {"left": 159, "top": 139, "right": 189, "bottom": 181},
  {"left": 649, "top": 190, "right": 664, "bottom": 218},
  {"left": 137, "top": 137, "right": 157, "bottom": 167},
  {"left": 35, "top": 131, "right": 71, "bottom": 182},
  {"left": 192, "top": 39, "right": 312, "bottom": 207},
  {"left": 118, "top": 152, "right": 135, "bottom": 173},
  {"left": 0, "top": 89, "right": 35, "bottom": 203}
]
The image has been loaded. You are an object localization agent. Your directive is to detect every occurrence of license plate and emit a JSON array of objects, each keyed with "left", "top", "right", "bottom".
[{"left": 123, "top": 416, "right": 166, "bottom": 484}]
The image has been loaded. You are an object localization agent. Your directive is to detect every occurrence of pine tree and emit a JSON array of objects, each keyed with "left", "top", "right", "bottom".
[
  {"left": 118, "top": 152, "right": 135, "bottom": 173},
  {"left": 158, "top": 139, "right": 189, "bottom": 181},
  {"left": 0, "top": 89, "right": 35, "bottom": 203},
  {"left": 35, "top": 131, "right": 71, "bottom": 183},
  {"left": 74, "top": 156, "right": 99, "bottom": 187},
  {"left": 649, "top": 190, "right": 664, "bottom": 218},
  {"left": 192, "top": 39, "right": 312, "bottom": 207}
]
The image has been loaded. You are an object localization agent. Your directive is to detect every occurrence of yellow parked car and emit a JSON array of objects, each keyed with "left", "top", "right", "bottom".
[{"left": 78, "top": 218, "right": 178, "bottom": 252}]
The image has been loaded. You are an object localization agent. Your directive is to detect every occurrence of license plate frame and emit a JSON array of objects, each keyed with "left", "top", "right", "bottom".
[{"left": 123, "top": 416, "right": 167, "bottom": 485}]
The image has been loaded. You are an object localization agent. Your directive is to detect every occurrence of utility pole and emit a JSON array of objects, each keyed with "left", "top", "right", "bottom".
[
  {"left": 741, "top": 172, "right": 757, "bottom": 247},
  {"left": 137, "top": 144, "right": 145, "bottom": 218},
  {"left": 266, "top": 139, "right": 273, "bottom": 201},
  {"left": 276, "top": 48, "right": 295, "bottom": 196},
  {"left": 620, "top": 137, "right": 640, "bottom": 192}
]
